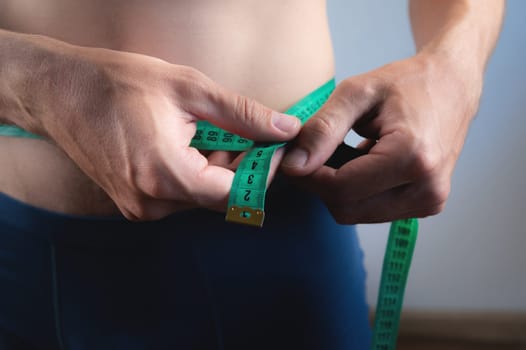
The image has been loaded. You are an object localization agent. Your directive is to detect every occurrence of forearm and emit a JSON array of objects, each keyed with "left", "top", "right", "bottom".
[{"left": 409, "top": 0, "right": 505, "bottom": 80}]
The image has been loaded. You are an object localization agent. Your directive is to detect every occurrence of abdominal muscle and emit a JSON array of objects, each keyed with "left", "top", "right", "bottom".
[{"left": 0, "top": 0, "right": 335, "bottom": 216}]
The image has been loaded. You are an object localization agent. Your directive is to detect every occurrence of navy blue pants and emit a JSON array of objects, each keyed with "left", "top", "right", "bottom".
[{"left": 0, "top": 175, "right": 371, "bottom": 349}]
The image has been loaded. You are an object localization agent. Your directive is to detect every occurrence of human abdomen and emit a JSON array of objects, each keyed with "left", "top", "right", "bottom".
[{"left": 0, "top": 0, "right": 334, "bottom": 216}]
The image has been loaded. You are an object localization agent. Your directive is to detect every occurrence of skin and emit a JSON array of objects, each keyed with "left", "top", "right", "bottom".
[
  {"left": 282, "top": 0, "right": 505, "bottom": 224},
  {"left": 0, "top": 0, "right": 504, "bottom": 223},
  {"left": 0, "top": 0, "right": 333, "bottom": 219}
]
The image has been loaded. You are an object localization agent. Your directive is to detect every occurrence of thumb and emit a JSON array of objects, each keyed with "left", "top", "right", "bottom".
[
  {"left": 281, "top": 79, "right": 378, "bottom": 176},
  {"left": 186, "top": 75, "right": 301, "bottom": 141}
]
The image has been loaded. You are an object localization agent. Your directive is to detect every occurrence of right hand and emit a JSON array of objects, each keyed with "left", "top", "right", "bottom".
[{"left": 31, "top": 46, "right": 300, "bottom": 220}]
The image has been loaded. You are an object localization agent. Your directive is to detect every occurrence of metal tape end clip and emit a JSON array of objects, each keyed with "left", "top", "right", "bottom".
[{"left": 225, "top": 206, "right": 265, "bottom": 227}]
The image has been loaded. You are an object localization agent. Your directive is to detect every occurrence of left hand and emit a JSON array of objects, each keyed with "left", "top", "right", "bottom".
[{"left": 281, "top": 53, "right": 482, "bottom": 224}]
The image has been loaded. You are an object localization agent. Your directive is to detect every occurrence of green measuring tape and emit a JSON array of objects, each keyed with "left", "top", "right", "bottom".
[
  {"left": 0, "top": 77, "right": 417, "bottom": 348},
  {"left": 192, "top": 79, "right": 337, "bottom": 226},
  {"left": 191, "top": 79, "right": 418, "bottom": 349},
  {"left": 371, "top": 218, "right": 418, "bottom": 349}
]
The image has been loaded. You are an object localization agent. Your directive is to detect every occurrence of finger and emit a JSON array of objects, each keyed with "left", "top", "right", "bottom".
[
  {"left": 325, "top": 178, "right": 449, "bottom": 224},
  {"left": 356, "top": 138, "right": 377, "bottom": 153},
  {"left": 199, "top": 149, "right": 213, "bottom": 157},
  {"left": 229, "top": 151, "right": 247, "bottom": 169},
  {"left": 130, "top": 163, "right": 233, "bottom": 215},
  {"left": 324, "top": 143, "right": 367, "bottom": 169},
  {"left": 284, "top": 165, "right": 338, "bottom": 199},
  {"left": 178, "top": 147, "right": 234, "bottom": 210},
  {"left": 190, "top": 147, "right": 285, "bottom": 211},
  {"left": 266, "top": 147, "right": 285, "bottom": 187},
  {"left": 162, "top": 146, "right": 234, "bottom": 210},
  {"left": 281, "top": 78, "right": 382, "bottom": 176},
  {"left": 207, "top": 150, "right": 241, "bottom": 170},
  {"left": 180, "top": 69, "right": 301, "bottom": 141},
  {"left": 305, "top": 131, "right": 416, "bottom": 203}
]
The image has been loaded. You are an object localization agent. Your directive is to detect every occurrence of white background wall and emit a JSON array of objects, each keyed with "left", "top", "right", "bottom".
[{"left": 327, "top": 0, "right": 526, "bottom": 311}]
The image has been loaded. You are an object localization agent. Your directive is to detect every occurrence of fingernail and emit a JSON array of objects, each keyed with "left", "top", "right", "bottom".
[
  {"left": 282, "top": 148, "right": 309, "bottom": 168},
  {"left": 272, "top": 112, "right": 300, "bottom": 133}
]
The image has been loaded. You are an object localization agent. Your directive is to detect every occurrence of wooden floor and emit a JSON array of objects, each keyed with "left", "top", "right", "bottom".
[
  {"left": 398, "top": 337, "right": 526, "bottom": 350},
  {"left": 374, "top": 311, "right": 526, "bottom": 350}
]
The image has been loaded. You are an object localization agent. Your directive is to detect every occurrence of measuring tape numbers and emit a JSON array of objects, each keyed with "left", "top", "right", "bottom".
[
  {"left": 371, "top": 218, "right": 418, "bottom": 350},
  {"left": 190, "top": 79, "right": 418, "bottom": 350},
  {"left": 191, "top": 79, "right": 335, "bottom": 226}
]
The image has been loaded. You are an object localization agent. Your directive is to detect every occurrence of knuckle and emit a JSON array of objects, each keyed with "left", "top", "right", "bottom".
[
  {"left": 362, "top": 82, "right": 378, "bottom": 100},
  {"left": 429, "top": 184, "right": 450, "bottom": 207},
  {"left": 429, "top": 203, "right": 446, "bottom": 216},
  {"left": 339, "top": 78, "right": 362, "bottom": 96},
  {"left": 175, "top": 149, "right": 210, "bottom": 205},
  {"left": 419, "top": 182, "right": 450, "bottom": 212},
  {"left": 306, "top": 115, "right": 335, "bottom": 140},
  {"left": 174, "top": 66, "right": 211, "bottom": 102},
  {"left": 234, "top": 95, "right": 250, "bottom": 120},
  {"left": 411, "top": 147, "right": 441, "bottom": 179},
  {"left": 392, "top": 128, "right": 440, "bottom": 181},
  {"left": 339, "top": 78, "right": 377, "bottom": 106},
  {"left": 234, "top": 95, "right": 268, "bottom": 124},
  {"left": 178, "top": 65, "right": 204, "bottom": 83}
]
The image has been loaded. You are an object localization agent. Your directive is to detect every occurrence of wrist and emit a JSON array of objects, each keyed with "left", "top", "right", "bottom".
[
  {"left": 416, "top": 49, "right": 483, "bottom": 119},
  {"left": 0, "top": 31, "right": 89, "bottom": 136}
]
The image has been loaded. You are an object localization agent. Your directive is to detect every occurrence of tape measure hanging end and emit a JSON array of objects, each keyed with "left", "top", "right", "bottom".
[{"left": 371, "top": 218, "right": 418, "bottom": 350}]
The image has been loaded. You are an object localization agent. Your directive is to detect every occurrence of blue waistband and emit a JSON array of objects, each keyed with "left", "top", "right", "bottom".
[{"left": 0, "top": 168, "right": 341, "bottom": 244}]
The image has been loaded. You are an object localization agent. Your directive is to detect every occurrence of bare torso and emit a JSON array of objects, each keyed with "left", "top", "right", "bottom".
[{"left": 0, "top": 0, "right": 334, "bottom": 215}]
